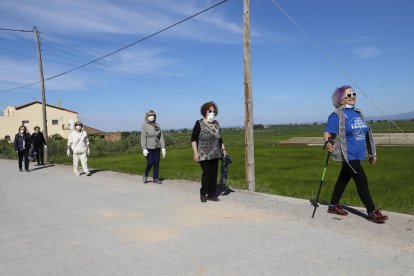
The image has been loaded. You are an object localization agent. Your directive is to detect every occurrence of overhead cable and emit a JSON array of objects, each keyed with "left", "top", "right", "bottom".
[{"left": 0, "top": 0, "right": 230, "bottom": 93}]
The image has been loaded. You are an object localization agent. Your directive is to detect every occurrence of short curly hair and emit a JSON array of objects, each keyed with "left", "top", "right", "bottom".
[
  {"left": 200, "top": 101, "right": 218, "bottom": 117},
  {"left": 332, "top": 85, "right": 352, "bottom": 108}
]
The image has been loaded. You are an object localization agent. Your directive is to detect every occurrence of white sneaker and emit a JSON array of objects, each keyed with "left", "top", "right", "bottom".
[
  {"left": 74, "top": 171, "right": 81, "bottom": 176},
  {"left": 86, "top": 171, "right": 92, "bottom": 176}
]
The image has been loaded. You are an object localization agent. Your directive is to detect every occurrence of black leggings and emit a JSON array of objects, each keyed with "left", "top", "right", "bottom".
[
  {"left": 17, "top": 149, "right": 29, "bottom": 170},
  {"left": 199, "top": 159, "right": 219, "bottom": 198},
  {"left": 330, "top": 160, "right": 375, "bottom": 213}
]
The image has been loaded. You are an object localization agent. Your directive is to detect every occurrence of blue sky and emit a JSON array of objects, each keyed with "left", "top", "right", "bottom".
[{"left": 1, "top": 0, "right": 413, "bottom": 132}]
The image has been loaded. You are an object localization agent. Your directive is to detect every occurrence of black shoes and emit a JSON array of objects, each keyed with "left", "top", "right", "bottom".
[
  {"left": 200, "top": 195, "right": 220, "bottom": 202},
  {"left": 207, "top": 197, "right": 220, "bottom": 202}
]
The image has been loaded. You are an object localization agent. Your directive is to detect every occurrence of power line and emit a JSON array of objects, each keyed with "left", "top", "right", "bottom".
[
  {"left": 270, "top": 0, "right": 413, "bottom": 143},
  {"left": 0, "top": 27, "right": 32, "bottom": 33},
  {"left": 0, "top": 0, "right": 230, "bottom": 93}
]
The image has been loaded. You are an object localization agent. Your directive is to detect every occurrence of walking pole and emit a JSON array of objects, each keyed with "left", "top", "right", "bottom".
[{"left": 312, "top": 138, "right": 334, "bottom": 218}]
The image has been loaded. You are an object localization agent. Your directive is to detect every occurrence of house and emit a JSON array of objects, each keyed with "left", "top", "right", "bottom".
[{"left": 0, "top": 101, "right": 79, "bottom": 142}]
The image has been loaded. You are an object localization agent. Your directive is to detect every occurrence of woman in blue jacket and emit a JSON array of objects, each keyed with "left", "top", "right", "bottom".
[
  {"left": 14, "top": 125, "right": 32, "bottom": 172},
  {"left": 324, "top": 85, "right": 388, "bottom": 223}
]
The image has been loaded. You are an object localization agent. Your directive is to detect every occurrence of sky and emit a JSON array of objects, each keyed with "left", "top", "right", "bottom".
[{"left": 1, "top": 0, "right": 413, "bottom": 132}]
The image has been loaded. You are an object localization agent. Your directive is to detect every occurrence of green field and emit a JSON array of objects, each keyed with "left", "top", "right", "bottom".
[{"left": 1, "top": 120, "right": 413, "bottom": 214}]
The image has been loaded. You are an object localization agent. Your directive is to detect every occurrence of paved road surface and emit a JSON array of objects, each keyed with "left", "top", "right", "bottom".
[{"left": 1, "top": 159, "right": 413, "bottom": 275}]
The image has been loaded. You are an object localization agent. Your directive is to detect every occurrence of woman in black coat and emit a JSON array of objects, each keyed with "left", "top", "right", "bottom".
[
  {"left": 14, "top": 125, "right": 32, "bottom": 172},
  {"left": 32, "top": 126, "right": 47, "bottom": 166}
]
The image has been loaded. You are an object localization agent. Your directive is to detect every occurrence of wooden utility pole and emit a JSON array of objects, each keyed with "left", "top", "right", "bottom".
[
  {"left": 33, "top": 26, "right": 49, "bottom": 164},
  {"left": 243, "top": 0, "right": 255, "bottom": 191}
]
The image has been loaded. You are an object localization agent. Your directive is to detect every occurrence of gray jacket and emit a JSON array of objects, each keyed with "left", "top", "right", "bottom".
[
  {"left": 331, "top": 107, "right": 376, "bottom": 164},
  {"left": 141, "top": 122, "right": 165, "bottom": 150}
]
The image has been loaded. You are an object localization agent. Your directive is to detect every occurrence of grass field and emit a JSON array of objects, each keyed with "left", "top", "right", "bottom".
[{"left": 2, "top": 121, "right": 413, "bottom": 214}]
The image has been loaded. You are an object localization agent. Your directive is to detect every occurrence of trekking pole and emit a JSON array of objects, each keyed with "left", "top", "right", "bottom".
[{"left": 312, "top": 137, "right": 334, "bottom": 218}]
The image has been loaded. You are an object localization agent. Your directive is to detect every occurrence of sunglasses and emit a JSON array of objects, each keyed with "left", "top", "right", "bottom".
[
  {"left": 207, "top": 110, "right": 215, "bottom": 113},
  {"left": 343, "top": 92, "right": 356, "bottom": 99}
]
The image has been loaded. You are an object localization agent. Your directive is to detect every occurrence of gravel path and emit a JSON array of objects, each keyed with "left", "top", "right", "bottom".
[{"left": 1, "top": 159, "right": 413, "bottom": 275}]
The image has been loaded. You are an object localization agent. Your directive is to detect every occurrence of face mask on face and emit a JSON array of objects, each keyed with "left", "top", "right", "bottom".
[
  {"left": 76, "top": 125, "right": 82, "bottom": 130},
  {"left": 148, "top": 115, "right": 155, "bottom": 122},
  {"left": 207, "top": 113, "right": 215, "bottom": 122},
  {"left": 345, "top": 104, "right": 355, "bottom": 108}
]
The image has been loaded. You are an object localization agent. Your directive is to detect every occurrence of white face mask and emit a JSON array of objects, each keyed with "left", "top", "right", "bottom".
[
  {"left": 345, "top": 104, "right": 355, "bottom": 108},
  {"left": 76, "top": 125, "right": 82, "bottom": 130},
  {"left": 148, "top": 115, "right": 155, "bottom": 122},
  {"left": 207, "top": 113, "right": 215, "bottom": 122}
]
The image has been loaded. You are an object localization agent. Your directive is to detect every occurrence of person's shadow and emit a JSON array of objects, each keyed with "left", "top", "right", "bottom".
[
  {"left": 216, "top": 184, "right": 235, "bottom": 196},
  {"left": 30, "top": 164, "right": 54, "bottom": 171},
  {"left": 85, "top": 169, "right": 103, "bottom": 176},
  {"left": 309, "top": 199, "right": 369, "bottom": 220}
]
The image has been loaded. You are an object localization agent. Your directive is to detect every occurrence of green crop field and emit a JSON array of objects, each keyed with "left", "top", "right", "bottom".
[{"left": 1, "top": 120, "right": 413, "bottom": 214}]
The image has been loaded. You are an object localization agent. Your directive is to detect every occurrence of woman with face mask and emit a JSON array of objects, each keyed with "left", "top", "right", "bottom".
[
  {"left": 67, "top": 121, "right": 91, "bottom": 176},
  {"left": 141, "top": 110, "right": 166, "bottom": 184},
  {"left": 32, "top": 126, "right": 47, "bottom": 166},
  {"left": 191, "top": 101, "right": 228, "bottom": 202},
  {"left": 324, "top": 85, "right": 388, "bottom": 223},
  {"left": 14, "top": 125, "right": 32, "bottom": 172}
]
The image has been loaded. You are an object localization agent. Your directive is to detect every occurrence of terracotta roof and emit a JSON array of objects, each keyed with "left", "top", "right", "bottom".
[
  {"left": 14, "top": 101, "right": 78, "bottom": 114},
  {"left": 83, "top": 125, "right": 105, "bottom": 136}
]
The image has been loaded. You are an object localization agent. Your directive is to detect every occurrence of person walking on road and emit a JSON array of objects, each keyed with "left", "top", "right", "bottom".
[
  {"left": 324, "top": 85, "right": 388, "bottom": 223},
  {"left": 31, "top": 126, "right": 47, "bottom": 166},
  {"left": 191, "top": 101, "right": 228, "bottom": 202},
  {"left": 14, "top": 125, "right": 32, "bottom": 172},
  {"left": 67, "top": 121, "right": 91, "bottom": 176},
  {"left": 141, "top": 110, "right": 166, "bottom": 184}
]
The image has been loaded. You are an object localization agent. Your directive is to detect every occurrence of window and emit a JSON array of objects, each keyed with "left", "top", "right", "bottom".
[
  {"left": 22, "top": 120, "right": 29, "bottom": 126},
  {"left": 52, "top": 120, "right": 58, "bottom": 125}
]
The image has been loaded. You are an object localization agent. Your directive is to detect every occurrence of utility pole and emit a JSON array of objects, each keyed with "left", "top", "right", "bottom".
[
  {"left": 243, "top": 0, "right": 255, "bottom": 191},
  {"left": 33, "top": 26, "right": 49, "bottom": 164}
]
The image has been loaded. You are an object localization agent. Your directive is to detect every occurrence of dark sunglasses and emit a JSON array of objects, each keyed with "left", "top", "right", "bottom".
[
  {"left": 207, "top": 110, "right": 215, "bottom": 113},
  {"left": 343, "top": 92, "right": 356, "bottom": 99}
]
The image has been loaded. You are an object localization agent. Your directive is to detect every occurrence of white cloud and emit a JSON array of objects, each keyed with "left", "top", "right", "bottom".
[
  {"left": 352, "top": 46, "right": 384, "bottom": 59},
  {"left": 0, "top": 0, "right": 241, "bottom": 43}
]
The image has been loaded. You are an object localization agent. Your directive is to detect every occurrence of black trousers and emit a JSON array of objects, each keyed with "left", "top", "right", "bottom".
[
  {"left": 34, "top": 146, "right": 44, "bottom": 164},
  {"left": 144, "top": 148, "right": 160, "bottom": 179},
  {"left": 17, "top": 149, "right": 29, "bottom": 170},
  {"left": 330, "top": 160, "right": 375, "bottom": 213},
  {"left": 199, "top": 159, "right": 219, "bottom": 197}
]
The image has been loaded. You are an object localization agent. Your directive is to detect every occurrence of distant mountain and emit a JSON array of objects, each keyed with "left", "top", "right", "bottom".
[{"left": 367, "top": 111, "right": 414, "bottom": 121}]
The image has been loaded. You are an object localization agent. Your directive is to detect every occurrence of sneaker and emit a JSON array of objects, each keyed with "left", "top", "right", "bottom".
[
  {"left": 74, "top": 171, "right": 81, "bottom": 176},
  {"left": 143, "top": 176, "right": 148, "bottom": 184},
  {"left": 153, "top": 179, "right": 162, "bottom": 184},
  {"left": 85, "top": 171, "right": 92, "bottom": 176},
  {"left": 25, "top": 169, "right": 31, "bottom": 172},
  {"left": 19, "top": 168, "right": 23, "bottom": 172},
  {"left": 368, "top": 209, "right": 388, "bottom": 223},
  {"left": 327, "top": 205, "right": 349, "bottom": 216}
]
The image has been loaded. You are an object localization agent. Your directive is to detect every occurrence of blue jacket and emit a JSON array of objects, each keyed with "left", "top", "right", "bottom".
[{"left": 14, "top": 133, "right": 32, "bottom": 151}]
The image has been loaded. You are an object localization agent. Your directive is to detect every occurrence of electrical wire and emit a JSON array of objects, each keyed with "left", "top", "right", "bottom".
[
  {"left": 270, "top": 0, "right": 413, "bottom": 143},
  {"left": 0, "top": 0, "right": 230, "bottom": 93}
]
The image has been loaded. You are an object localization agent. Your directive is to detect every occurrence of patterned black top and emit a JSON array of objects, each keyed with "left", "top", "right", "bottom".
[{"left": 191, "top": 119, "right": 223, "bottom": 161}]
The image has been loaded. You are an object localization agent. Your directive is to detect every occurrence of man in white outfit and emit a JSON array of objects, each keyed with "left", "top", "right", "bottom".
[{"left": 67, "top": 121, "right": 91, "bottom": 176}]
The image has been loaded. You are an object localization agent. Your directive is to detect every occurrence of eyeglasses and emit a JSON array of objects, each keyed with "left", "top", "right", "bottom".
[
  {"left": 207, "top": 110, "right": 215, "bottom": 113},
  {"left": 343, "top": 92, "right": 356, "bottom": 99}
]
